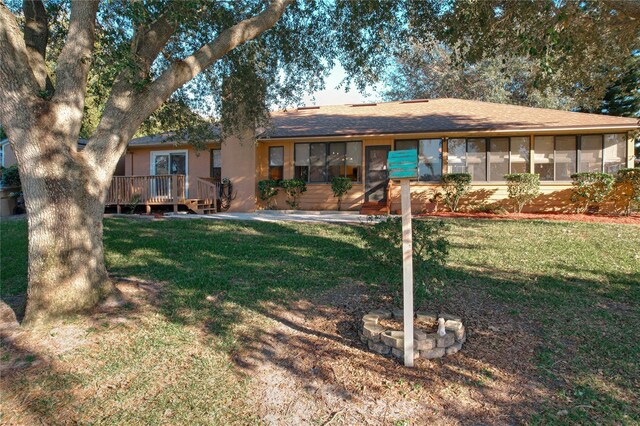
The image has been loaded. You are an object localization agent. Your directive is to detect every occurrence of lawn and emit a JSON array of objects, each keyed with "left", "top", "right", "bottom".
[{"left": 1, "top": 217, "right": 639, "bottom": 424}]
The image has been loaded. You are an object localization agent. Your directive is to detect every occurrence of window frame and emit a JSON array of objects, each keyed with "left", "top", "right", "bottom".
[
  {"left": 293, "top": 141, "right": 362, "bottom": 183},
  {"left": 268, "top": 146, "right": 285, "bottom": 181}
]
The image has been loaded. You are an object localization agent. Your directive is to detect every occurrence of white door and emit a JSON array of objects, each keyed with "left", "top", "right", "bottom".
[{"left": 151, "top": 151, "right": 188, "bottom": 198}]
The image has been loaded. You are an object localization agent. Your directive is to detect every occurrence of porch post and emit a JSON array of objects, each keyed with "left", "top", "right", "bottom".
[
  {"left": 172, "top": 175, "right": 178, "bottom": 213},
  {"left": 116, "top": 178, "right": 121, "bottom": 214}
]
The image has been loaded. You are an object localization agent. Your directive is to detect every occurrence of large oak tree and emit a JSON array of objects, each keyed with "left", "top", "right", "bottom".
[{"left": 0, "top": 0, "right": 403, "bottom": 324}]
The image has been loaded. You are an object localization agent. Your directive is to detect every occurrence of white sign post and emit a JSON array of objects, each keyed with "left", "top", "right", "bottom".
[
  {"left": 387, "top": 149, "right": 418, "bottom": 367},
  {"left": 401, "top": 179, "right": 414, "bottom": 367}
]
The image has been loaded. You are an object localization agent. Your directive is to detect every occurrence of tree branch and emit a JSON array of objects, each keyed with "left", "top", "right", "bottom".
[
  {"left": 85, "top": 0, "right": 293, "bottom": 180},
  {"left": 149, "top": 0, "right": 294, "bottom": 109},
  {"left": 130, "top": 10, "right": 177, "bottom": 74},
  {"left": 0, "top": 2, "right": 42, "bottom": 142},
  {"left": 23, "top": 0, "right": 52, "bottom": 92},
  {"left": 51, "top": 0, "right": 99, "bottom": 148}
]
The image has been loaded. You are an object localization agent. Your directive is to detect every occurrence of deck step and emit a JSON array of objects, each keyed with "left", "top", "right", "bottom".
[{"left": 360, "top": 201, "right": 390, "bottom": 215}]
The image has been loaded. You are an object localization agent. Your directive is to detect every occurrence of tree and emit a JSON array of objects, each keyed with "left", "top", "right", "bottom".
[
  {"left": 594, "top": 54, "right": 640, "bottom": 118},
  {"left": 408, "top": 0, "right": 640, "bottom": 111},
  {"left": 384, "top": 43, "right": 577, "bottom": 110},
  {"left": 0, "top": 0, "right": 314, "bottom": 323},
  {"left": 0, "top": 0, "right": 402, "bottom": 323}
]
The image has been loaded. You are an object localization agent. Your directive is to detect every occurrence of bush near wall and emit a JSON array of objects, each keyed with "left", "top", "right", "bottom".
[
  {"left": 331, "top": 177, "right": 353, "bottom": 211},
  {"left": 258, "top": 179, "right": 279, "bottom": 209},
  {"left": 280, "top": 179, "right": 307, "bottom": 210},
  {"left": 616, "top": 168, "right": 640, "bottom": 215},
  {"left": 440, "top": 173, "right": 471, "bottom": 212},
  {"left": 570, "top": 172, "right": 615, "bottom": 214},
  {"left": 505, "top": 173, "right": 540, "bottom": 213}
]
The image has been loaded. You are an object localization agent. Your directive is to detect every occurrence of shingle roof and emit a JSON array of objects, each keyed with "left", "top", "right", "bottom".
[{"left": 264, "top": 98, "right": 639, "bottom": 139}]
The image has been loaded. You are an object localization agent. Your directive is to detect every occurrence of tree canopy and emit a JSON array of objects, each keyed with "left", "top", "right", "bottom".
[{"left": 388, "top": 0, "right": 640, "bottom": 112}]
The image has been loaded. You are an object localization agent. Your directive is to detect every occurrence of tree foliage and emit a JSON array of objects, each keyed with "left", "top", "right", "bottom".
[
  {"left": 384, "top": 44, "right": 577, "bottom": 109},
  {"left": 394, "top": 1, "right": 640, "bottom": 110}
]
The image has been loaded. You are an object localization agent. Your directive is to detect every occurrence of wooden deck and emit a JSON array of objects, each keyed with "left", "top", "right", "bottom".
[{"left": 106, "top": 175, "right": 220, "bottom": 214}]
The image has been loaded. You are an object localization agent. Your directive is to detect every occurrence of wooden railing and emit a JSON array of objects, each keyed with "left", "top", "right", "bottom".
[
  {"left": 106, "top": 175, "right": 186, "bottom": 212},
  {"left": 196, "top": 177, "right": 220, "bottom": 212}
]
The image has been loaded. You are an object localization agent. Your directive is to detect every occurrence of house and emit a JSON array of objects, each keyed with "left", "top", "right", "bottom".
[{"left": 116, "top": 98, "right": 639, "bottom": 214}]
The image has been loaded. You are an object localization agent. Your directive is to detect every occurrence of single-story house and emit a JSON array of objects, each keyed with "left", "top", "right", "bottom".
[{"left": 119, "top": 98, "right": 638, "bottom": 214}]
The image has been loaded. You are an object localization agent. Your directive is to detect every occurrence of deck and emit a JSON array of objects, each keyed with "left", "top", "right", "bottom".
[{"left": 106, "top": 175, "right": 220, "bottom": 214}]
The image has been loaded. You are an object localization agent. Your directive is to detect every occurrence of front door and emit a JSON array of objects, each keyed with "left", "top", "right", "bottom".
[
  {"left": 365, "top": 145, "right": 390, "bottom": 202},
  {"left": 151, "top": 151, "right": 188, "bottom": 198}
]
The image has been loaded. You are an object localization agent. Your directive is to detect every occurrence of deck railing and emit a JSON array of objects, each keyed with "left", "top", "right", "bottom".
[
  {"left": 107, "top": 175, "right": 186, "bottom": 212},
  {"left": 196, "top": 177, "right": 220, "bottom": 212}
]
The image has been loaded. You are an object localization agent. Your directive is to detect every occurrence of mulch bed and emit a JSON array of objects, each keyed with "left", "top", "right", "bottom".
[
  {"left": 417, "top": 211, "right": 640, "bottom": 225},
  {"left": 235, "top": 282, "right": 550, "bottom": 425}
]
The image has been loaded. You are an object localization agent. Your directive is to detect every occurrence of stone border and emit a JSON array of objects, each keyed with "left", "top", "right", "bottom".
[{"left": 359, "top": 309, "right": 466, "bottom": 360}]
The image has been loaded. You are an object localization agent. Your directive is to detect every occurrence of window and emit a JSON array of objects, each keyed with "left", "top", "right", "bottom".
[
  {"left": 327, "top": 143, "right": 346, "bottom": 180},
  {"left": 555, "top": 136, "right": 577, "bottom": 180},
  {"left": 603, "top": 133, "right": 627, "bottom": 173},
  {"left": 580, "top": 135, "right": 602, "bottom": 173},
  {"left": 211, "top": 149, "right": 221, "bottom": 181},
  {"left": 534, "top": 136, "right": 554, "bottom": 180},
  {"left": 447, "top": 139, "right": 466, "bottom": 174},
  {"left": 268, "top": 146, "right": 284, "bottom": 181},
  {"left": 419, "top": 139, "right": 442, "bottom": 181},
  {"left": 467, "top": 139, "right": 487, "bottom": 181},
  {"left": 309, "top": 143, "right": 327, "bottom": 182},
  {"left": 510, "top": 136, "right": 530, "bottom": 173},
  {"left": 294, "top": 142, "right": 362, "bottom": 183},
  {"left": 294, "top": 143, "right": 310, "bottom": 181},
  {"left": 533, "top": 134, "right": 626, "bottom": 181},
  {"left": 449, "top": 137, "right": 531, "bottom": 181},
  {"left": 394, "top": 139, "right": 442, "bottom": 181},
  {"left": 489, "top": 138, "right": 509, "bottom": 180}
]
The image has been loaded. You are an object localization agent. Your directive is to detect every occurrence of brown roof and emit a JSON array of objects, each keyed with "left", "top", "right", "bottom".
[{"left": 264, "top": 98, "right": 639, "bottom": 139}]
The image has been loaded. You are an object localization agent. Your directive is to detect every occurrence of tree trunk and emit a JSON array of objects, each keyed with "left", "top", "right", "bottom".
[{"left": 18, "top": 131, "right": 115, "bottom": 324}]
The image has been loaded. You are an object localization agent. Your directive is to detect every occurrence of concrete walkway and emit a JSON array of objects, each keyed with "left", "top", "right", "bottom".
[{"left": 164, "top": 210, "right": 387, "bottom": 224}]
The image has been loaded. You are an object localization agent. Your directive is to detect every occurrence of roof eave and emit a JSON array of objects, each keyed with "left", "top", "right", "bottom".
[{"left": 259, "top": 123, "right": 639, "bottom": 141}]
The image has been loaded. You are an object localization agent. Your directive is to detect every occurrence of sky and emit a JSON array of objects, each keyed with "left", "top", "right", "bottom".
[{"left": 300, "top": 64, "right": 383, "bottom": 107}]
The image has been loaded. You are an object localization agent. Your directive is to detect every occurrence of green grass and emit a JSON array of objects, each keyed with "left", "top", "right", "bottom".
[{"left": 1, "top": 217, "right": 639, "bottom": 424}]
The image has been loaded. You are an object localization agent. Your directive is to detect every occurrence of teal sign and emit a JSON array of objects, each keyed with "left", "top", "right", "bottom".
[{"left": 388, "top": 149, "right": 418, "bottom": 179}]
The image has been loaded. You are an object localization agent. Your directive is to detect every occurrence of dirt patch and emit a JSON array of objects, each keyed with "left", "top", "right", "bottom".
[
  {"left": 234, "top": 282, "right": 549, "bottom": 425},
  {"left": 417, "top": 211, "right": 640, "bottom": 225}
]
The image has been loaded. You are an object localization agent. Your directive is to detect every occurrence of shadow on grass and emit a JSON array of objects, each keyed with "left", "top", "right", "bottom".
[{"left": 1, "top": 217, "right": 638, "bottom": 424}]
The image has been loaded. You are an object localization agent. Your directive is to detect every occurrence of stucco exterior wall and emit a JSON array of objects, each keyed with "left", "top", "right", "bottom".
[{"left": 222, "top": 133, "right": 257, "bottom": 212}]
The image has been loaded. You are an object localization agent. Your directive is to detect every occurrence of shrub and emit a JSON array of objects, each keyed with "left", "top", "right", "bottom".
[
  {"left": 428, "top": 190, "right": 444, "bottom": 213},
  {"left": 0, "top": 164, "right": 20, "bottom": 187},
  {"left": 471, "top": 203, "right": 508, "bottom": 215},
  {"left": 570, "top": 172, "right": 615, "bottom": 213},
  {"left": 257, "top": 179, "right": 279, "bottom": 209},
  {"left": 280, "top": 178, "right": 307, "bottom": 209},
  {"left": 364, "top": 217, "right": 450, "bottom": 308},
  {"left": 616, "top": 168, "right": 640, "bottom": 215},
  {"left": 331, "top": 177, "right": 353, "bottom": 211},
  {"left": 504, "top": 173, "right": 540, "bottom": 213},
  {"left": 440, "top": 173, "right": 471, "bottom": 212}
]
